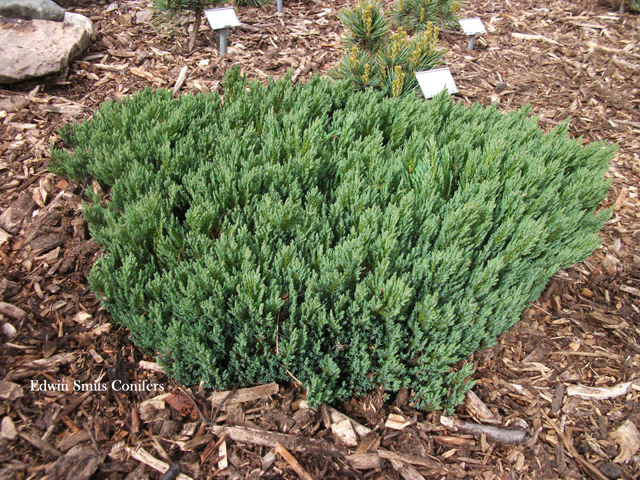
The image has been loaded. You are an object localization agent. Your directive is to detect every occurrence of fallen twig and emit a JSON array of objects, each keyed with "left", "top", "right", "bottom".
[
  {"left": 276, "top": 441, "right": 315, "bottom": 480},
  {"left": 173, "top": 66, "right": 189, "bottom": 95},
  {"left": 209, "top": 425, "right": 345, "bottom": 458},
  {"left": 387, "top": 457, "right": 426, "bottom": 480},
  {"left": 200, "top": 433, "right": 227, "bottom": 465},
  {"left": 7, "top": 352, "right": 76, "bottom": 380},
  {"left": 432, "top": 434, "right": 476, "bottom": 447},
  {"left": 377, "top": 449, "right": 446, "bottom": 470},
  {"left": 19, "top": 432, "right": 62, "bottom": 458},
  {"left": 566, "top": 381, "right": 633, "bottom": 400},
  {"left": 52, "top": 391, "right": 93, "bottom": 426},
  {"left": 511, "top": 32, "right": 560, "bottom": 45},
  {"left": 125, "top": 446, "right": 193, "bottom": 480},
  {"left": 440, "top": 416, "right": 527, "bottom": 444},
  {"left": 210, "top": 383, "right": 241, "bottom": 423},
  {"left": 553, "top": 350, "right": 621, "bottom": 361}
]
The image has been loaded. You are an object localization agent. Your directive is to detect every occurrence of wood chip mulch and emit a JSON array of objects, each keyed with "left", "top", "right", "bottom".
[{"left": 1, "top": 0, "right": 639, "bottom": 479}]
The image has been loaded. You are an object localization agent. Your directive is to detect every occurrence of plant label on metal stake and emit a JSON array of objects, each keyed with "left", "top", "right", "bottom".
[
  {"left": 415, "top": 68, "right": 458, "bottom": 99},
  {"left": 204, "top": 7, "right": 241, "bottom": 56},
  {"left": 459, "top": 17, "right": 486, "bottom": 50},
  {"left": 277, "top": 0, "right": 283, "bottom": 13}
]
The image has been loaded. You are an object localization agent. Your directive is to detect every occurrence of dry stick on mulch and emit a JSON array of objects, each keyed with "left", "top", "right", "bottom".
[
  {"left": 6, "top": 352, "right": 76, "bottom": 381},
  {"left": 377, "top": 450, "right": 449, "bottom": 472},
  {"left": 209, "top": 382, "right": 241, "bottom": 423},
  {"left": 53, "top": 391, "right": 93, "bottom": 426},
  {"left": 125, "top": 446, "right": 193, "bottom": 480},
  {"left": 566, "top": 381, "right": 636, "bottom": 400},
  {"left": 275, "top": 441, "right": 316, "bottom": 480},
  {"left": 200, "top": 434, "right": 227, "bottom": 464},
  {"left": 387, "top": 457, "right": 427, "bottom": 480},
  {"left": 19, "top": 431, "right": 62, "bottom": 458},
  {"left": 431, "top": 435, "right": 475, "bottom": 447},
  {"left": 210, "top": 382, "right": 278, "bottom": 410},
  {"left": 209, "top": 425, "right": 345, "bottom": 458},
  {"left": 440, "top": 416, "right": 528, "bottom": 444},
  {"left": 210, "top": 425, "right": 452, "bottom": 473}
]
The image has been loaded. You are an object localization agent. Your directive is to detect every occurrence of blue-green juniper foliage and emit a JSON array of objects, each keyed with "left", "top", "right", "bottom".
[{"left": 51, "top": 68, "right": 615, "bottom": 410}]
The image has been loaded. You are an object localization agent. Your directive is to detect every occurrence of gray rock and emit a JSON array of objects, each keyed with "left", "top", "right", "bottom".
[
  {"left": 63, "top": 11, "right": 94, "bottom": 39},
  {"left": 0, "top": 0, "right": 64, "bottom": 22},
  {"left": 0, "top": 16, "right": 93, "bottom": 84}
]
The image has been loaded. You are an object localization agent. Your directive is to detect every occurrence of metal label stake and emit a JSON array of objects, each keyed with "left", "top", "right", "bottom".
[
  {"left": 219, "top": 28, "right": 228, "bottom": 54},
  {"left": 204, "top": 7, "right": 241, "bottom": 56},
  {"left": 415, "top": 68, "right": 458, "bottom": 99},
  {"left": 467, "top": 34, "right": 476, "bottom": 50},
  {"left": 459, "top": 17, "right": 486, "bottom": 51},
  {"left": 277, "top": 0, "right": 283, "bottom": 13}
]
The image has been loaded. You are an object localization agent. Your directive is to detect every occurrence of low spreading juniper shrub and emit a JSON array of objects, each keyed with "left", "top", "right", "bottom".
[{"left": 51, "top": 67, "right": 615, "bottom": 410}]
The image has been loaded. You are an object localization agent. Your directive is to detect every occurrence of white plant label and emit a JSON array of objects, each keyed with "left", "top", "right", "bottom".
[
  {"left": 204, "top": 7, "right": 241, "bottom": 30},
  {"left": 459, "top": 17, "right": 486, "bottom": 35},
  {"left": 415, "top": 68, "right": 458, "bottom": 99}
]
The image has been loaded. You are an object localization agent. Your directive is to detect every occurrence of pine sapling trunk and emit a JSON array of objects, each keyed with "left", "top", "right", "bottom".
[{"left": 188, "top": 7, "right": 203, "bottom": 51}]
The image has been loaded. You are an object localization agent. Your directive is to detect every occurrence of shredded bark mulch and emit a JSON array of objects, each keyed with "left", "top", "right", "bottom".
[{"left": 1, "top": 0, "right": 639, "bottom": 478}]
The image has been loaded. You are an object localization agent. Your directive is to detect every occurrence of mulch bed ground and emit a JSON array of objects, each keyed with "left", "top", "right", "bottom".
[{"left": 1, "top": 0, "right": 639, "bottom": 479}]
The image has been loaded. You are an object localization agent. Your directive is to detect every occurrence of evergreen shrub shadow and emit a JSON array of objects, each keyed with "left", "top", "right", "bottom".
[{"left": 51, "top": 67, "right": 615, "bottom": 410}]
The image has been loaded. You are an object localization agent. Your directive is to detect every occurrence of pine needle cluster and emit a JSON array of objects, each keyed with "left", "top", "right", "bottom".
[
  {"left": 392, "top": 0, "right": 461, "bottom": 31},
  {"left": 50, "top": 68, "right": 615, "bottom": 411},
  {"left": 338, "top": 0, "right": 390, "bottom": 52},
  {"left": 330, "top": 0, "right": 445, "bottom": 97}
]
